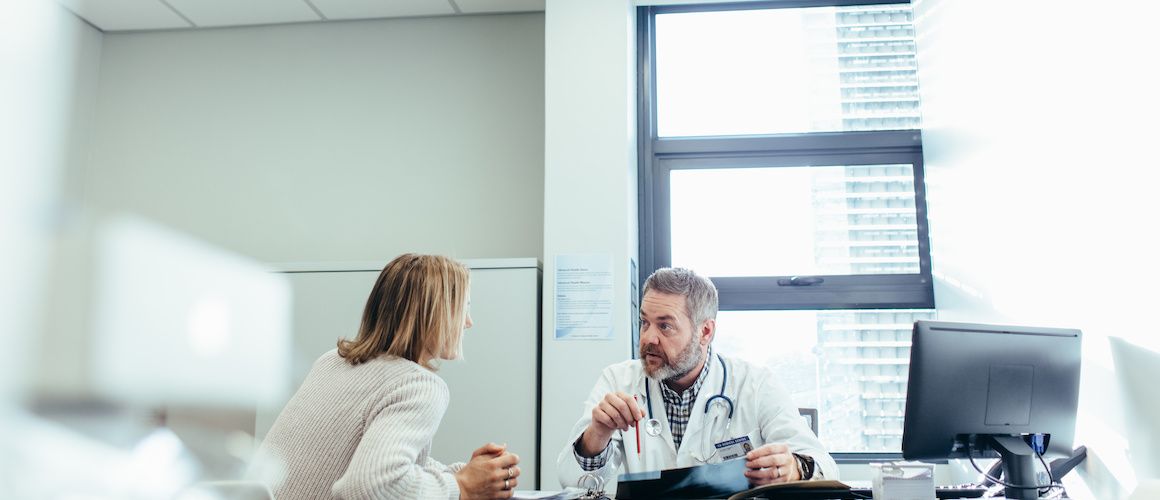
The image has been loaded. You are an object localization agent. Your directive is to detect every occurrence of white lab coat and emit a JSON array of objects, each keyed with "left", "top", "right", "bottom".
[{"left": 556, "top": 354, "right": 838, "bottom": 490}]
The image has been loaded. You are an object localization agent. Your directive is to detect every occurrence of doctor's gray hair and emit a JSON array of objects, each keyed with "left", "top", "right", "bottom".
[{"left": 642, "top": 267, "right": 718, "bottom": 327}]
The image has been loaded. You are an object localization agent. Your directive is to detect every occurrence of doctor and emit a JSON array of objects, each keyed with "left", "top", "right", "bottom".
[{"left": 557, "top": 267, "right": 837, "bottom": 488}]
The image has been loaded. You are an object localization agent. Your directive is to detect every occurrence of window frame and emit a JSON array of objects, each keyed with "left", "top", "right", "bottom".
[
  {"left": 637, "top": 1, "right": 934, "bottom": 312},
  {"left": 636, "top": 0, "right": 933, "bottom": 459}
]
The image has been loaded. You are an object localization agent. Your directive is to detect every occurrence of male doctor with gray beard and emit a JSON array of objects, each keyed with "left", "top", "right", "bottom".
[{"left": 556, "top": 267, "right": 837, "bottom": 489}]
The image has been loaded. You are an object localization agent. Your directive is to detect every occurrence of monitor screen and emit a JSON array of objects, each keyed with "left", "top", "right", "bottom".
[{"left": 902, "top": 320, "right": 1081, "bottom": 498}]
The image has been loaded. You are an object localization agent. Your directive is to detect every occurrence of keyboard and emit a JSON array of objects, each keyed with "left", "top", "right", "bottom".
[
  {"left": 845, "top": 485, "right": 988, "bottom": 499},
  {"left": 935, "top": 485, "right": 988, "bottom": 498}
]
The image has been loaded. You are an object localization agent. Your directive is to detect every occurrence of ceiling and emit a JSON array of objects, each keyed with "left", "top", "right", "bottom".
[{"left": 58, "top": 0, "right": 546, "bottom": 32}]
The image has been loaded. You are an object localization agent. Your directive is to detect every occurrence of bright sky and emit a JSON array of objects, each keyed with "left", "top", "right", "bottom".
[{"left": 655, "top": 8, "right": 841, "bottom": 137}]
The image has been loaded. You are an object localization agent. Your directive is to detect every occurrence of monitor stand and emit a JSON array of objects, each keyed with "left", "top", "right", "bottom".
[{"left": 989, "top": 435, "right": 1042, "bottom": 500}]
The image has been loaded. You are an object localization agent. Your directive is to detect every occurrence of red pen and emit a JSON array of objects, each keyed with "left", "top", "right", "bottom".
[{"left": 634, "top": 395, "right": 641, "bottom": 455}]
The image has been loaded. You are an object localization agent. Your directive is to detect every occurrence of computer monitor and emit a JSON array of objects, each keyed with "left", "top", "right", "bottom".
[{"left": 902, "top": 320, "right": 1081, "bottom": 500}]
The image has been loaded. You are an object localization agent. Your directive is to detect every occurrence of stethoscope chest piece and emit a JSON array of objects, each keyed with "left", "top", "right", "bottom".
[
  {"left": 640, "top": 354, "right": 734, "bottom": 445},
  {"left": 645, "top": 418, "right": 663, "bottom": 437}
]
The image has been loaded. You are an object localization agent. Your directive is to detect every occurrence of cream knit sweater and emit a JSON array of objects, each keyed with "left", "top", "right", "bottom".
[{"left": 256, "top": 349, "right": 464, "bottom": 500}]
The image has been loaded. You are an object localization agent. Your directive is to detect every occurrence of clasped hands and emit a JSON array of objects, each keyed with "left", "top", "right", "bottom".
[{"left": 456, "top": 442, "right": 521, "bottom": 500}]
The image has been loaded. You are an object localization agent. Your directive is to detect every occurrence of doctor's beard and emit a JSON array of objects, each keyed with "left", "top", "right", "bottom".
[{"left": 641, "top": 332, "right": 704, "bottom": 382}]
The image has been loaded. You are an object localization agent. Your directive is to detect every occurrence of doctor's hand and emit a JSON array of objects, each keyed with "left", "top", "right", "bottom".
[
  {"left": 456, "top": 443, "right": 521, "bottom": 500},
  {"left": 744, "top": 443, "right": 800, "bottom": 486},
  {"left": 578, "top": 392, "right": 646, "bottom": 457}
]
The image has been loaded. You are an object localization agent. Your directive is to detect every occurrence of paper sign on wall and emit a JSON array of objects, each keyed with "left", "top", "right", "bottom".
[{"left": 554, "top": 254, "right": 614, "bottom": 340}]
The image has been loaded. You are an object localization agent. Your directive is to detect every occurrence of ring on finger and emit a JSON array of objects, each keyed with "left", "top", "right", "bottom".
[
  {"left": 507, "top": 467, "right": 514, "bottom": 479},
  {"left": 504, "top": 479, "right": 510, "bottom": 489},
  {"left": 774, "top": 466, "right": 781, "bottom": 478}
]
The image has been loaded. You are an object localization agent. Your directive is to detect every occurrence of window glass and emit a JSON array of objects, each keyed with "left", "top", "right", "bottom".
[
  {"left": 670, "top": 164, "right": 921, "bottom": 277},
  {"left": 714, "top": 309, "right": 936, "bottom": 452},
  {"left": 655, "top": 4, "right": 920, "bottom": 137},
  {"left": 644, "top": 1, "right": 934, "bottom": 455}
]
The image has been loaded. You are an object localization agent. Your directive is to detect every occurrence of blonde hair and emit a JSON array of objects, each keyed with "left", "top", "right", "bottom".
[{"left": 337, "top": 254, "right": 470, "bottom": 369}]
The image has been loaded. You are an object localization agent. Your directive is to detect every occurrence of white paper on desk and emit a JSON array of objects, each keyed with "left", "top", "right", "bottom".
[{"left": 513, "top": 487, "right": 587, "bottom": 499}]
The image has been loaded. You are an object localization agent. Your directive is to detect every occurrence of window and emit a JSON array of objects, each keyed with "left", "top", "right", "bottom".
[
  {"left": 638, "top": 1, "right": 933, "bottom": 456},
  {"left": 670, "top": 164, "right": 924, "bottom": 278},
  {"left": 714, "top": 309, "right": 935, "bottom": 453}
]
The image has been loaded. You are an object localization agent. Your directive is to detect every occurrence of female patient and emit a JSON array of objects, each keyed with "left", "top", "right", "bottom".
[{"left": 257, "top": 254, "right": 521, "bottom": 499}]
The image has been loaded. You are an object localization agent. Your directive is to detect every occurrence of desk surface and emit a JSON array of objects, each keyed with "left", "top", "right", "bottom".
[{"left": 517, "top": 489, "right": 1066, "bottom": 500}]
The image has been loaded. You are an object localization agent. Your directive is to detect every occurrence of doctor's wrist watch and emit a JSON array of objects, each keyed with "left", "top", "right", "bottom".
[{"left": 792, "top": 453, "right": 815, "bottom": 480}]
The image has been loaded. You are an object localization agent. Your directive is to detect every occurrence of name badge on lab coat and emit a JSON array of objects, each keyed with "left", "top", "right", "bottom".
[{"left": 714, "top": 435, "right": 754, "bottom": 461}]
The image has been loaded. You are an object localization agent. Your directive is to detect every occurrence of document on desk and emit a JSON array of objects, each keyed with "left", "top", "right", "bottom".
[
  {"left": 615, "top": 458, "right": 751, "bottom": 499},
  {"left": 513, "top": 487, "right": 587, "bottom": 500}
]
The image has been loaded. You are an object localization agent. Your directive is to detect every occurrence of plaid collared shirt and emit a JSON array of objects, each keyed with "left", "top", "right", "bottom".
[
  {"left": 657, "top": 349, "right": 712, "bottom": 451},
  {"left": 574, "top": 350, "right": 714, "bottom": 471}
]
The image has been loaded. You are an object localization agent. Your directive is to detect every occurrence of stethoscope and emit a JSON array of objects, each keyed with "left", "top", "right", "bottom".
[{"left": 641, "top": 354, "right": 735, "bottom": 439}]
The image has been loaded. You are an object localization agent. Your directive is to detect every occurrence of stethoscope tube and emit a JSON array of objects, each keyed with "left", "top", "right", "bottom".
[
  {"left": 703, "top": 355, "right": 734, "bottom": 419},
  {"left": 642, "top": 354, "right": 734, "bottom": 437}
]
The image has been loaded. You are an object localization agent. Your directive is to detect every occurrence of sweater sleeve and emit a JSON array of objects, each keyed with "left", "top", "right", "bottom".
[
  {"left": 421, "top": 455, "right": 465, "bottom": 474},
  {"left": 331, "top": 372, "right": 460, "bottom": 500}
]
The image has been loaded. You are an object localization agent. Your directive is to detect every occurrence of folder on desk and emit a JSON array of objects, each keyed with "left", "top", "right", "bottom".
[
  {"left": 726, "top": 479, "right": 855, "bottom": 500},
  {"left": 615, "top": 459, "right": 750, "bottom": 499},
  {"left": 615, "top": 459, "right": 856, "bottom": 499}
]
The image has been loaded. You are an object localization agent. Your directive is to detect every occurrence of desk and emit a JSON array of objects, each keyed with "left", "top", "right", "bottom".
[{"left": 516, "top": 488, "right": 1068, "bottom": 499}]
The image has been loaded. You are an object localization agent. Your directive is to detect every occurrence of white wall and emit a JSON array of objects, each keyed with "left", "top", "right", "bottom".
[
  {"left": 85, "top": 13, "right": 545, "bottom": 263},
  {"left": 914, "top": 1, "right": 1160, "bottom": 498},
  {"left": 541, "top": 0, "right": 639, "bottom": 489}
]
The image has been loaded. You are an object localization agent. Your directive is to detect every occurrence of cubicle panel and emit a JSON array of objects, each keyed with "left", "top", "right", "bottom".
[
  {"left": 256, "top": 261, "right": 541, "bottom": 487},
  {"left": 432, "top": 267, "right": 540, "bottom": 487}
]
